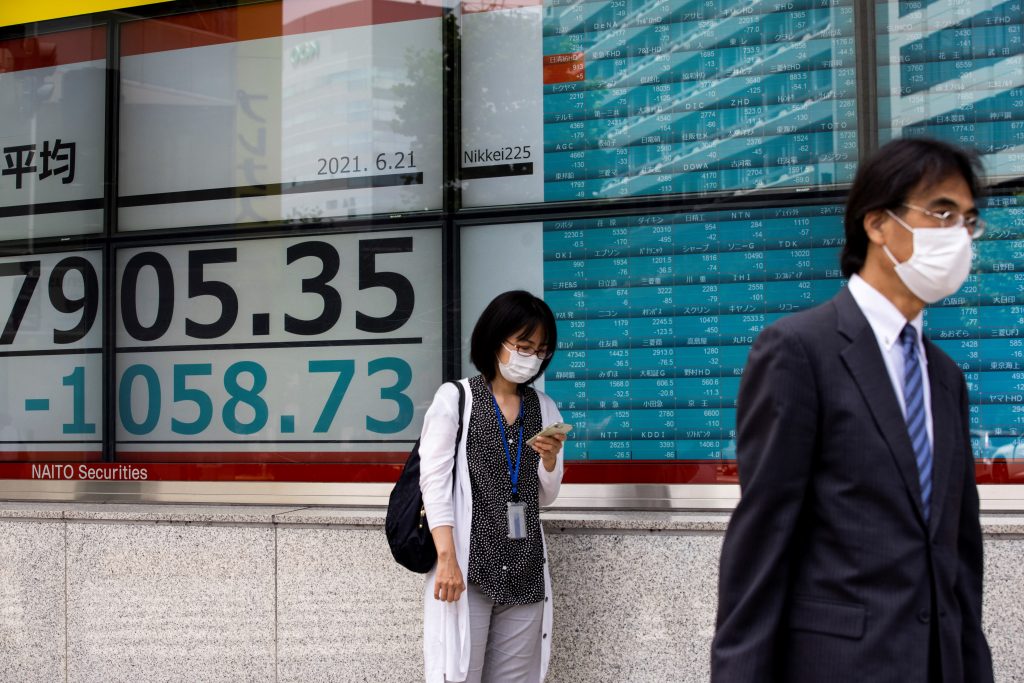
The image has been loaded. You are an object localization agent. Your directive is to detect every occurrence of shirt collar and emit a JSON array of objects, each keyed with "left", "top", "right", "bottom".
[{"left": 847, "top": 274, "right": 924, "bottom": 352}]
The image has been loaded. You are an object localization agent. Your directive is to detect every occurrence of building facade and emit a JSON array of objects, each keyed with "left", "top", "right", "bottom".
[{"left": 1, "top": 0, "right": 1023, "bottom": 680}]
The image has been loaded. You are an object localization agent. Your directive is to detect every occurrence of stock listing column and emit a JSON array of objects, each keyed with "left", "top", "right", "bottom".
[
  {"left": 932, "top": 196, "right": 1024, "bottom": 481},
  {"left": 544, "top": 218, "right": 593, "bottom": 460},
  {"left": 545, "top": 212, "right": 684, "bottom": 461},
  {"left": 673, "top": 211, "right": 726, "bottom": 462},
  {"left": 716, "top": 209, "right": 769, "bottom": 458},
  {"left": 570, "top": 215, "right": 635, "bottom": 459},
  {"left": 624, "top": 214, "right": 682, "bottom": 460}
]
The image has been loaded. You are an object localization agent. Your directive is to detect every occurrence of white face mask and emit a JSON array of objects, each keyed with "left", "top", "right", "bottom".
[
  {"left": 497, "top": 343, "right": 544, "bottom": 384},
  {"left": 882, "top": 210, "right": 974, "bottom": 304}
]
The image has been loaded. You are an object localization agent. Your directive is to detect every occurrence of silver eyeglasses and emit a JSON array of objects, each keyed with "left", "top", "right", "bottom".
[
  {"left": 902, "top": 203, "right": 986, "bottom": 239},
  {"left": 503, "top": 341, "right": 552, "bottom": 360}
]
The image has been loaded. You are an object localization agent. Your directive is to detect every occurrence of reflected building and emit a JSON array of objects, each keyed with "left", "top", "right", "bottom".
[{"left": 878, "top": 0, "right": 1024, "bottom": 180}]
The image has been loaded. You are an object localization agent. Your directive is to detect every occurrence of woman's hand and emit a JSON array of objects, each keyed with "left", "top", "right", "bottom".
[
  {"left": 431, "top": 525, "right": 465, "bottom": 602},
  {"left": 532, "top": 433, "right": 566, "bottom": 473},
  {"left": 434, "top": 552, "right": 465, "bottom": 602}
]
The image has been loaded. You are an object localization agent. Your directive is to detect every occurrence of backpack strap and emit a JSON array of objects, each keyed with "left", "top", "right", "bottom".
[{"left": 449, "top": 380, "right": 465, "bottom": 484}]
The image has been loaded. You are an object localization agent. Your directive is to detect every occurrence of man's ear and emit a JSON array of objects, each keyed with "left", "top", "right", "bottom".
[{"left": 863, "top": 209, "right": 889, "bottom": 247}]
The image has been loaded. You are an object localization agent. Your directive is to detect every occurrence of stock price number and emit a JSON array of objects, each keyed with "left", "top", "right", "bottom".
[
  {"left": 0, "top": 252, "right": 102, "bottom": 443},
  {"left": 0, "top": 255, "right": 99, "bottom": 346},
  {"left": 118, "top": 237, "right": 415, "bottom": 342},
  {"left": 118, "top": 357, "right": 413, "bottom": 437},
  {"left": 114, "top": 231, "right": 439, "bottom": 443}
]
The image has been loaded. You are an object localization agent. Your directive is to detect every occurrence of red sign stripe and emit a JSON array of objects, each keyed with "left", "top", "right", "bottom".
[
  {"left": 121, "top": 0, "right": 442, "bottom": 57},
  {"left": 0, "top": 26, "right": 106, "bottom": 73},
  {"left": 0, "top": 462, "right": 406, "bottom": 482},
  {"left": 0, "top": 461, "right": 1002, "bottom": 485},
  {"left": 0, "top": 460, "right": 737, "bottom": 483}
]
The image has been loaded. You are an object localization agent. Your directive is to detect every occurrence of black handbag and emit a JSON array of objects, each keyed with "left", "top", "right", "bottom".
[{"left": 385, "top": 380, "right": 465, "bottom": 573}]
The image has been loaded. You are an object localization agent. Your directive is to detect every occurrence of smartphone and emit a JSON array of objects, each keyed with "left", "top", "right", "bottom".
[{"left": 526, "top": 422, "right": 573, "bottom": 449}]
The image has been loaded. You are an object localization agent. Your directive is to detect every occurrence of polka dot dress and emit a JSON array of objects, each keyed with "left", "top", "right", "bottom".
[{"left": 466, "top": 374, "right": 545, "bottom": 606}]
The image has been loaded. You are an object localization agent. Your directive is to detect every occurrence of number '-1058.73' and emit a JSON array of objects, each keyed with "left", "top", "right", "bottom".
[{"left": 119, "top": 357, "right": 413, "bottom": 436}]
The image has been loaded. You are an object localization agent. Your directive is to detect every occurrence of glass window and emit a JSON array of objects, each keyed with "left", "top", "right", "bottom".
[
  {"left": 0, "top": 27, "right": 106, "bottom": 239},
  {"left": 117, "top": 0, "right": 444, "bottom": 231},
  {"left": 1, "top": 0, "right": 1022, "bottom": 497},
  {"left": 112, "top": 228, "right": 442, "bottom": 479},
  {"left": 459, "top": 1, "right": 859, "bottom": 207},
  {"left": 0, "top": 249, "right": 103, "bottom": 467},
  {"left": 462, "top": 204, "right": 846, "bottom": 482},
  {"left": 462, "top": 194, "right": 1024, "bottom": 485},
  {"left": 946, "top": 194, "right": 1024, "bottom": 483},
  {"left": 877, "top": 0, "right": 1024, "bottom": 181}
]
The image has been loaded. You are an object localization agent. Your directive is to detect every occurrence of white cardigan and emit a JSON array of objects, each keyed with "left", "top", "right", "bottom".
[{"left": 419, "top": 378, "right": 564, "bottom": 683}]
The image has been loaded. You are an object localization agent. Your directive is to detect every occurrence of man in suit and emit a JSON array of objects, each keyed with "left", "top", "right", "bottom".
[{"left": 711, "top": 138, "right": 993, "bottom": 683}]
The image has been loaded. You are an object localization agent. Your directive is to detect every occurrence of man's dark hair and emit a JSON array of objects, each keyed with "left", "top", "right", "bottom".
[
  {"left": 841, "top": 137, "right": 985, "bottom": 277},
  {"left": 470, "top": 290, "right": 557, "bottom": 384}
]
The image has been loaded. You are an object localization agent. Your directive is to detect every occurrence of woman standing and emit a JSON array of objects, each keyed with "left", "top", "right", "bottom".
[{"left": 419, "top": 290, "right": 566, "bottom": 683}]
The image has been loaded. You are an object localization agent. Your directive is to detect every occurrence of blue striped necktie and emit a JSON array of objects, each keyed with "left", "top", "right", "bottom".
[{"left": 900, "top": 324, "right": 932, "bottom": 522}]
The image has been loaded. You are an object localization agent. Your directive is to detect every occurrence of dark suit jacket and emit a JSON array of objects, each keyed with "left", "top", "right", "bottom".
[{"left": 711, "top": 287, "right": 992, "bottom": 683}]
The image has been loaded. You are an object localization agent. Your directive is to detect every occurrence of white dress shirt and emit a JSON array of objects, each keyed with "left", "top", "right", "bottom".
[{"left": 847, "top": 274, "right": 934, "bottom": 449}]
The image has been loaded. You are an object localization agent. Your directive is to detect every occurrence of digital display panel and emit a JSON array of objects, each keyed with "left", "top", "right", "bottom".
[
  {"left": 942, "top": 194, "right": 1024, "bottom": 482},
  {"left": 541, "top": 203, "right": 844, "bottom": 474},
  {"left": 2, "top": 0, "right": 1023, "bottom": 492},
  {"left": 113, "top": 229, "right": 442, "bottom": 469},
  {"left": 0, "top": 250, "right": 103, "bottom": 461},
  {"left": 877, "top": 0, "right": 1024, "bottom": 181},
  {"left": 533, "top": 196, "right": 1024, "bottom": 483},
  {"left": 461, "top": 0, "right": 859, "bottom": 206},
  {"left": 118, "top": 0, "right": 443, "bottom": 231},
  {"left": 0, "top": 27, "right": 106, "bottom": 239}
]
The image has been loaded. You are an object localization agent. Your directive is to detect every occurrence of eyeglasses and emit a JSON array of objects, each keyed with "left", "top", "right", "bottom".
[
  {"left": 503, "top": 341, "right": 552, "bottom": 360},
  {"left": 901, "top": 203, "right": 986, "bottom": 239}
]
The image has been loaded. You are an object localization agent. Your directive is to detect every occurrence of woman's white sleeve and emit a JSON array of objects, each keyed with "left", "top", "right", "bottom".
[
  {"left": 419, "top": 382, "right": 461, "bottom": 530},
  {"left": 537, "top": 395, "right": 565, "bottom": 507}
]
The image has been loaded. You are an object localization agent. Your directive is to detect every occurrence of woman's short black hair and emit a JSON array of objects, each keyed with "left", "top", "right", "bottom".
[
  {"left": 470, "top": 290, "right": 558, "bottom": 384},
  {"left": 840, "top": 137, "right": 985, "bottom": 277}
]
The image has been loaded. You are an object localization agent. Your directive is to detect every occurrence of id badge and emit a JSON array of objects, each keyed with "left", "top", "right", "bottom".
[{"left": 507, "top": 502, "right": 527, "bottom": 540}]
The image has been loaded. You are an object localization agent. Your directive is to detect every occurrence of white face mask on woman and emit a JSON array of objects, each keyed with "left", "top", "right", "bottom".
[
  {"left": 883, "top": 209, "right": 974, "bottom": 304},
  {"left": 497, "top": 342, "right": 543, "bottom": 384}
]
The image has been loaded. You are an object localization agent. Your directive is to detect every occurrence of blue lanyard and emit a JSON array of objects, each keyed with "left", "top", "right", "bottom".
[{"left": 490, "top": 388, "right": 524, "bottom": 502}]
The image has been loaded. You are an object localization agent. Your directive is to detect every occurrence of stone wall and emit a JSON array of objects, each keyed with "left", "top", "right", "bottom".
[{"left": 0, "top": 503, "right": 1021, "bottom": 682}]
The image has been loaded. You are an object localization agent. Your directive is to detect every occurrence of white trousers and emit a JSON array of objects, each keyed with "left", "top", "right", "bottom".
[{"left": 446, "top": 582, "right": 544, "bottom": 683}]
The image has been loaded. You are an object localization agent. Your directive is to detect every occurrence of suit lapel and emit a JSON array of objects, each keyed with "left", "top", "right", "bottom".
[
  {"left": 924, "top": 340, "right": 954, "bottom": 535},
  {"left": 834, "top": 288, "right": 928, "bottom": 527}
]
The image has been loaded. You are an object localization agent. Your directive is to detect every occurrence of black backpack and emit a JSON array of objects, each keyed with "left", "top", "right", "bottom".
[{"left": 385, "top": 381, "right": 465, "bottom": 573}]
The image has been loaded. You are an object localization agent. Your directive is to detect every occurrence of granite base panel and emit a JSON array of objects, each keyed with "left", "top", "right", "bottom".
[
  {"left": 0, "top": 520, "right": 66, "bottom": 683},
  {"left": 276, "top": 526, "right": 424, "bottom": 683},
  {"left": 65, "top": 522, "right": 277, "bottom": 683},
  {"left": 983, "top": 537, "right": 1024, "bottom": 683},
  {"left": 0, "top": 505, "right": 1020, "bottom": 682}
]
